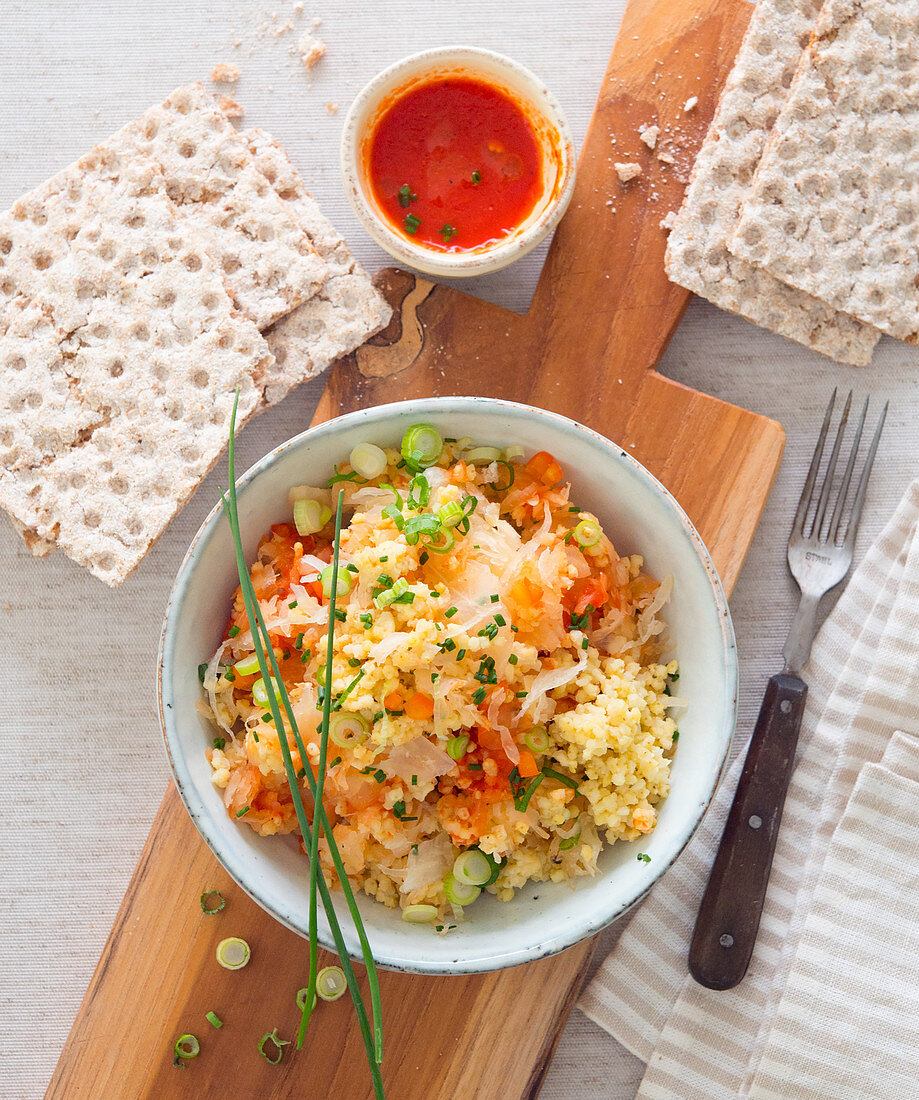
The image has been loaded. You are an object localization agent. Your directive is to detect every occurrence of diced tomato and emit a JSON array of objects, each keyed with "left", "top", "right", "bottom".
[
  {"left": 525, "top": 450, "right": 563, "bottom": 486},
  {"left": 405, "top": 692, "right": 435, "bottom": 719},
  {"left": 563, "top": 574, "right": 611, "bottom": 618},
  {"left": 384, "top": 690, "right": 403, "bottom": 712},
  {"left": 474, "top": 726, "right": 505, "bottom": 751},
  {"left": 516, "top": 750, "right": 539, "bottom": 778}
]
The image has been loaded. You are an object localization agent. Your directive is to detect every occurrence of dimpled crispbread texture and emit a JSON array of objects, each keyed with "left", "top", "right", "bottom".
[
  {"left": 730, "top": 0, "right": 919, "bottom": 343},
  {"left": 243, "top": 128, "right": 392, "bottom": 406},
  {"left": 665, "top": 0, "right": 880, "bottom": 366},
  {"left": 117, "top": 84, "right": 329, "bottom": 330},
  {"left": 0, "top": 171, "right": 270, "bottom": 585}
]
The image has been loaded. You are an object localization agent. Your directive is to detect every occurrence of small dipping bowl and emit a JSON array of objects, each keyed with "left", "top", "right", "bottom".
[{"left": 341, "top": 47, "right": 576, "bottom": 278}]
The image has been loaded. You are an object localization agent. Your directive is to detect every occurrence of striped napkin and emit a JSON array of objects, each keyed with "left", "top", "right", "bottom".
[{"left": 579, "top": 480, "right": 919, "bottom": 1099}]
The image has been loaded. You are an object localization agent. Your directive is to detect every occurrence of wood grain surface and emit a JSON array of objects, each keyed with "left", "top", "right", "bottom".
[{"left": 47, "top": 0, "right": 784, "bottom": 1096}]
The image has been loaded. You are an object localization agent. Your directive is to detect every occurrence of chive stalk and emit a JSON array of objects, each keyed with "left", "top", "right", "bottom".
[{"left": 220, "top": 395, "right": 384, "bottom": 1096}]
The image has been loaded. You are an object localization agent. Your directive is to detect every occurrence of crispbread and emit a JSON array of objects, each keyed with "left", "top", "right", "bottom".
[
  {"left": 729, "top": 0, "right": 919, "bottom": 343},
  {"left": 243, "top": 129, "right": 392, "bottom": 405},
  {"left": 0, "top": 170, "right": 269, "bottom": 585},
  {"left": 664, "top": 0, "right": 880, "bottom": 366}
]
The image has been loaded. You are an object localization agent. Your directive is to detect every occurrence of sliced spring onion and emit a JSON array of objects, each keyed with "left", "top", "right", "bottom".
[
  {"left": 374, "top": 577, "right": 409, "bottom": 609},
  {"left": 296, "top": 987, "right": 317, "bottom": 1012},
  {"left": 402, "top": 513, "right": 441, "bottom": 546},
  {"left": 316, "top": 965, "right": 348, "bottom": 1002},
  {"left": 446, "top": 734, "right": 469, "bottom": 760},
  {"left": 558, "top": 830, "right": 582, "bottom": 851},
  {"left": 402, "top": 903, "right": 439, "bottom": 924},
  {"left": 443, "top": 872, "right": 481, "bottom": 906},
  {"left": 258, "top": 1028, "right": 290, "bottom": 1065},
  {"left": 407, "top": 474, "right": 431, "bottom": 509},
  {"left": 494, "top": 460, "right": 515, "bottom": 492},
  {"left": 205, "top": 1011, "right": 223, "bottom": 1028},
  {"left": 401, "top": 424, "right": 443, "bottom": 470},
  {"left": 320, "top": 566, "right": 352, "bottom": 598},
  {"left": 436, "top": 500, "right": 464, "bottom": 528},
  {"left": 234, "top": 654, "right": 261, "bottom": 676},
  {"left": 293, "top": 497, "right": 326, "bottom": 536},
  {"left": 452, "top": 849, "right": 492, "bottom": 887},
  {"left": 216, "top": 936, "right": 251, "bottom": 970},
  {"left": 524, "top": 725, "right": 550, "bottom": 754},
  {"left": 425, "top": 528, "right": 455, "bottom": 555},
  {"left": 543, "top": 767, "right": 579, "bottom": 791},
  {"left": 174, "top": 1034, "right": 200, "bottom": 1059},
  {"left": 504, "top": 444, "right": 525, "bottom": 462},
  {"left": 252, "top": 676, "right": 280, "bottom": 708},
  {"left": 199, "top": 889, "right": 226, "bottom": 915},
  {"left": 350, "top": 442, "right": 387, "bottom": 480},
  {"left": 481, "top": 851, "right": 504, "bottom": 886},
  {"left": 328, "top": 711, "right": 370, "bottom": 748},
  {"left": 463, "top": 446, "right": 502, "bottom": 464},
  {"left": 573, "top": 518, "right": 602, "bottom": 548}
]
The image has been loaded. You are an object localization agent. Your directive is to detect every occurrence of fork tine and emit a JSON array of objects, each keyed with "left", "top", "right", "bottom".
[
  {"left": 828, "top": 397, "right": 868, "bottom": 544},
  {"left": 811, "top": 390, "right": 851, "bottom": 539},
  {"left": 843, "top": 400, "right": 888, "bottom": 548},
  {"left": 793, "top": 389, "right": 836, "bottom": 535}
]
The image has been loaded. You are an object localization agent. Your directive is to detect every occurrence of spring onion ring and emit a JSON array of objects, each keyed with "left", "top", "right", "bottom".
[
  {"left": 316, "top": 965, "right": 348, "bottom": 1002},
  {"left": 258, "top": 1028, "right": 290, "bottom": 1065},
  {"left": 443, "top": 873, "right": 481, "bottom": 906},
  {"left": 216, "top": 936, "right": 251, "bottom": 970},
  {"left": 452, "top": 849, "right": 492, "bottom": 887},
  {"left": 350, "top": 442, "right": 388, "bottom": 481},
  {"left": 573, "top": 518, "right": 602, "bottom": 548},
  {"left": 328, "top": 712, "right": 370, "bottom": 748},
  {"left": 402, "top": 904, "right": 439, "bottom": 924},
  {"left": 401, "top": 424, "right": 443, "bottom": 470},
  {"left": 293, "top": 498, "right": 327, "bottom": 536},
  {"left": 199, "top": 890, "right": 226, "bottom": 915},
  {"left": 463, "top": 446, "right": 502, "bottom": 464},
  {"left": 320, "top": 566, "right": 352, "bottom": 598},
  {"left": 524, "top": 725, "right": 550, "bottom": 754},
  {"left": 446, "top": 734, "right": 469, "bottom": 760},
  {"left": 174, "top": 1034, "right": 200, "bottom": 1060}
]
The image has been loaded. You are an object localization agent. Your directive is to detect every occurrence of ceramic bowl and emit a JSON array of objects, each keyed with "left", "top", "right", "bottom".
[
  {"left": 158, "top": 397, "right": 736, "bottom": 974},
  {"left": 340, "top": 47, "right": 576, "bottom": 277}
]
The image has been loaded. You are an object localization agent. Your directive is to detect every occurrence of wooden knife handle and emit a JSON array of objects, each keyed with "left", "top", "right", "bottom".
[{"left": 688, "top": 672, "right": 808, "bottom": 990}]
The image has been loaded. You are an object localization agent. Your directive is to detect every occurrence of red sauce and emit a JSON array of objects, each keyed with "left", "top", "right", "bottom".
[{"left": 366, "top": 76, "right": 543, "bottom": 252}]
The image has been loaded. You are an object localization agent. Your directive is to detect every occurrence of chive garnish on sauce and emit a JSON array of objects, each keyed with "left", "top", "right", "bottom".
[{"left": 404, "top": 213, "right": 421, "bottom": 235}]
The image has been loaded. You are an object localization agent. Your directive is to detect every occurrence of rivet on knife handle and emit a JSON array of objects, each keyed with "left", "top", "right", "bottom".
[{"left": 688, "top": 673, "right": 807, "bottom": 990}]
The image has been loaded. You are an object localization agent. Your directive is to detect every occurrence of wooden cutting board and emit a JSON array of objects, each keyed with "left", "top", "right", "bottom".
[{"left": 48, "top": 0, "right": 784, "bottom": 1097}]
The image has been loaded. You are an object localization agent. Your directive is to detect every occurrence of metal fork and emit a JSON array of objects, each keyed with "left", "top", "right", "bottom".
[{"left": 688, "top": 390, "right": 888, "bottom": 991}]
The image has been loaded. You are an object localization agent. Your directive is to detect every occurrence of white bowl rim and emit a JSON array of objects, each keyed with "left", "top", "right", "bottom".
[
  {"left": 158, "top": 396, "right": 737, "bottom": 974},
  {"left": 340, "top": 46, "right": 577, "bottom": 278}
]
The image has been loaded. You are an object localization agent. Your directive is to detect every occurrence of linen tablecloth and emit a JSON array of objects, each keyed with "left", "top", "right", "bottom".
[{"left": 3, "top": 2, "right": 919, "bottom": 1097}]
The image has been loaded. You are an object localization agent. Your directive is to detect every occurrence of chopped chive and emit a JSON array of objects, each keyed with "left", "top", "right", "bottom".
[
  {"left": 508, "top": 654, "right": 518, "bottom": 665},
  {"left": 236, "top": 806, "right": 250, "bottom": 817},
  {"left": 360, "top": 612, "right": 373, "bottom": 629},
  {"left": 637, "top": 853, "right": 651, "bottom": 863},
  {"left": 262, "top": 713, "right": 272, "bottom": 722},
  {"left": 439, "top": 223, "right": 457, "bottom": 241},
  {"left": 419, "top": 550, "right": 429, "bottom": 565},
  {"left": 672, "top": 731, "right": 680, "bottom": 742},
  {"left": 372, "top": 711, "right": 384, "bottom": 723},
  {"left": 457, "top": 649, "right": 466, "bottom": 660},
  {"left": 300, "top": 652, "right": 309, "bottom": 663},
  {"left": 228, "top": 625, "right": 241, "bottom": 638},
  {"left": 581, "top": 637, "right": 589, "bottom": 650},
  {"left": 494, "top": 614, "right": 506, "bottom": 626},
  {"left": 472, "top": 687, "right": 486, "bottom": 705},
  {"left": 490, "top": 594, "right": 500, "bottom": 604},
  {"left": 515, "top": 691, "right": 528, "bottom": 698},
  {"left": 471, "top": 169, "right": 481, "bottom": 184},
  {"left": 346, "top": 563, "right": 359, "bottom": 573},
  {"left": 510, "top": 625, "right": 518, "bottom": 633},
  {"left": 197, "top": 662, "right": 209, "bottom": 683},
  {"left": 445, "top": 606, "right": 458, "bottom": 618},
  {"left": 224, "top": 668, "right": 236, "bottom": 682},
  {"left": 404, "top": 213, "right": 421, "bottom": 235},
  {"left": 295, "top": 632, "right": 305, "bottom": 649},
  {"left": 330, "top": 756, "right": 342, "bottom": 769},
  {"left": 253, "top": 731, "right": 260, "bottom": 742},
  {"left": 430, "top": 591, "right": 440, "bottom": 598},
  {"left": 349, "top": 657, "right": 362, "bottom": 668},
  {"left": 411, "top": 774, "right": 418, "bottom": 785},
  {"left": 379, "top": 555, "right": 388, "bottom": 562},
  {"left": 373, "top": 769, "right": 386, "bottom": 783},
  {"left": 206, "top": 1011, "right": 223, "bottom": 1028},
  {"left": 297, "top": 767, "right": 306, "bottom": 779},
  {"left": 289, "top": 600, "right": 298, "bottom": 609},
  {"left": 334, "top": 608, "right": 347, "bottom": 622},
  {"left": 398, "top": 183, "right": 418, "bottom": 207},
  {"left": 467, "top": 762, "right": 483, "bottom": 771},
  {"left": 212, "top": 737, "right": 226, "bottom": 750}
]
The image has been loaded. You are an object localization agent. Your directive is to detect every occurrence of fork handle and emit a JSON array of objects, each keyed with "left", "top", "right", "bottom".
[{"left": 688, "top": 672, "right": 808, "bottom": 990}]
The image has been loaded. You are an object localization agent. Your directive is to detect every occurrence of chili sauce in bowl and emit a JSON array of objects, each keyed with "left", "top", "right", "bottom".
[{"left": 341, "top": 48, "right": 576, "bottom": 277}]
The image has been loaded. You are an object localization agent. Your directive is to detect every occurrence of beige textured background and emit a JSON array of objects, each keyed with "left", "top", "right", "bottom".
[{"left": 2, "top": 1, "right": 917, "bottom": 1097}]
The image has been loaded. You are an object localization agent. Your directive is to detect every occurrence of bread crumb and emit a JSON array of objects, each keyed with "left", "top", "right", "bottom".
[
  {"left": 660, "top": 211, "right": 677, "bottom": 230},
  {"left": 218, "top": 94, "right": 244, "bottom": 119},
  {"left": 683, "top": 96, "right": 698, "bottom": 112},
  {"left": 326, "top": 102, "right": 339, "bottom": 114},
  {"left": 298, "top": 33, "right": 326, "bottom": 70},
  {"left": 657, "top": 151, "right": 675, "bottom": 165},
  {"left": 211, "top": 63, "right": 240, "bottom": 84},
  {"left": 614, "top": 162, "right": 642, "bottom": 183},
  {"left": 639, "top": 125, "right": 659, "bottom": 150}
]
